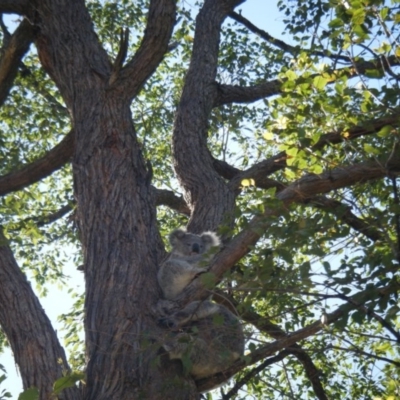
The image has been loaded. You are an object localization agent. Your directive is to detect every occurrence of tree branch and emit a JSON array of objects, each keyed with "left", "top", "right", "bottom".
[
  {"left": 391, "top": 176, "right": 400, "bottom": 262},
  {"left": 111, "top": 0, "right": 177, "bottom": 100},
  {"left": 197, "top": 281, "right": 400, "bottom": 392},
  {"left": 277, "top": 156, "right": 400, "bottom": 204},
  {"left": 7, "top": 203, "right": 74, "bottom": 232},
  {"left": 0, "top": 18, "right": 35, "bottom": 107},
  {"left": 0, "top": 130, "right": 74, "bottom": 196},
  {"left": 152, "top": 188, "right": 190, "bottom": 215},
  {"left": 328, "top": 345, "right": 400, "bottom": 367},
  {"left": 226, "top": 153, "right": 287, "bottom": 191},
  {"left": 214, "top": 55, "right": 400, "bottom": 106},
  {"left": 0, "top": 128, "right": 191, "bottom": 221},
  {"left": 214, "top": 79, "right": 281, "bottom": 106},
  {"left": 312, "top": 113, "right": 400, "bottom": 150},
  {"left": 221, "top": 351, "right": 291, "bottom": 399},
  {"left": 34, "top": 1, "right": 112, "bottom": 109},
  {"left": 0, "top": 0, "right": 29, "bottom": 14},
  {"left": 307, "top": 196, "right": 383, "bottom": 242},
  {"left": 337, "top": 291, "right": 400, "bottom": 343},
  {"left": 0, "top": 229, "right": 79, "bottom": 399},
  {"left": 229, "top": 11, "right": 351, "bottom": 62},
  {"left": 176, "top": 154, "right": 400, "bottom": 303},
  {"left": 35, "top": 203, "right": 73, "bottom": 227},
  {"left": 5, "top": 190, "right": 187, "bottom": 237},
  {"left": 172, "top": 0, "right": 245, "bottom": 232},
  {"left": 214, "top": 111, "right": 400, "bottom": 192},
  {"left": 214, "top": 291, "right": 328, "bottom": 400}
]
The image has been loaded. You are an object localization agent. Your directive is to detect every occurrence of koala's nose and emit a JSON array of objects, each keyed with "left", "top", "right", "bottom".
[{"left": 192, "top": 243, "right": 200, "bottom": 253}]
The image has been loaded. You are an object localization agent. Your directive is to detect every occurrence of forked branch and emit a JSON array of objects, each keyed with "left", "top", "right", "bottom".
[
  {"left": 214, "top": 56, "right": 400, "bottom": 106},
  {"left": 0, "top": 18, "right": 35, "bottom": 106},
  {"left": 214, "top": 292, "right": 328, "bottom": 400},
  {"left": 197, "top": 280, "right": 400, "bottom": 392},
  {"left": 175, "top": 154, "right": 400, "bottom": 304},
  {"left": 111, "top": 0, "right": 177, "bottom": 99}
]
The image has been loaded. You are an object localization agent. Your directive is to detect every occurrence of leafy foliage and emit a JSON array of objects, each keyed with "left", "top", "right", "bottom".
[{"left": 0, "top": 0, "right": 400, "bottom": 399}]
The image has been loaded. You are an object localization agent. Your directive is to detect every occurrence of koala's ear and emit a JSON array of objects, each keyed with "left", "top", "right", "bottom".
[
  {"left": 201, "top": 232, "right": 220, "bottom": 247},
  {"left": 169, "top": 228, "right": 187, "bottom": 245}
]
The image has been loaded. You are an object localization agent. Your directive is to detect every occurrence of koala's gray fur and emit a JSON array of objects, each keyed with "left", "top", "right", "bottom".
[
  {"left": 157, "top": 228, "right": 244, "bottom": 383},
  {"left": 157, "top": 228, "right": 221, "bottom": 300},
  {"left": 160, "top": 300, "right": 244, "bottom": 380}
]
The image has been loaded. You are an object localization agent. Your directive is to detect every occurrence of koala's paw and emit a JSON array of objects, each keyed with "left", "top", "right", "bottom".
[
  {"left": 158, "top": 316, "right": 179, "bottom": 329},
  {"left": 156, "top": 299, "right": 178, "bottom": 316}
]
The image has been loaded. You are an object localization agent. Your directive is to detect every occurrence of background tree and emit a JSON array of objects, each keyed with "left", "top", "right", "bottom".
[{"left": 0, "top": 0, "right": 399, "bottom": 399}]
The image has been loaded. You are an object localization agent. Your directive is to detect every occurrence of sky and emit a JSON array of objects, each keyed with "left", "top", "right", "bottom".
[{"left": 0, "top": 0, "right": 283, "bottom": 397}]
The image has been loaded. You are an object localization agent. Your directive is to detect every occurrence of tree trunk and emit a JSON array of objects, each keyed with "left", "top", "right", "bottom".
[
  {"left": 0, "top": 0, "right": 239, "bottom": 398},
  {"left": 0, "top": 230, "right": 79, "bottom": 400},
  {"left": 73, "top": 94, "right": 198, "bottom": 399},
  {"left": 30, "top": 0, "right": 193, "bottom": 397}
]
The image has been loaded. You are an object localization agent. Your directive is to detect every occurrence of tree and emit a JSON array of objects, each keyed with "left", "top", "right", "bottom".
[{"left": 0, "top": 0, "right": 399, "bottom": 398}]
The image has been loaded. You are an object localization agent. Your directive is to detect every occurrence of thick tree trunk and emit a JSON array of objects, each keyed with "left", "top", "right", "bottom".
[
  {"left": 0, "top": 230, "right": 79, "bottom": 400},
  {"left": 72, "top": 95, "right": 199, "bottom": 399},
  {"left": 0, "top": 0, "right": 240, "bottom": 398},
  {"left": 31, "top": 0, "right": 195, "bottom": 397}
]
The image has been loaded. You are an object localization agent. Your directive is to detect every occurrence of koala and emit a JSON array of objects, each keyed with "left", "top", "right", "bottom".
[
  {"left": 160, "top": 300, "right": 244, "bottom": 380},
  {"left": 157, "top": 228, "right": 244, "bottom": 383},
  {"left": 157, "top": 228, "right": 221, "bottom": 300}
]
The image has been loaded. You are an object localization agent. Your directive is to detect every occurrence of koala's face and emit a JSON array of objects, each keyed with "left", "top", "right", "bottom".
[
  {"left": 174, "top": 233, "right": 207, "bottom": 256},
  {"left": 169, "top": 229, "right": 219, "bottom": 257}
]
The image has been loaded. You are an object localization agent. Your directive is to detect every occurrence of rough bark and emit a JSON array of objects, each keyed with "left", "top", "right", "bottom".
[
  {"left": 0, "top": 0, "right": 28, "bottom": 14},
  {"left": 25, "top": 0, "right": 197, "bottom": 399},
  {"left": 0, "top": 0, "right": 399, "bottom": 398},
  {"left": 0, "top": 230, "right": 79, "bottom": 399},
  {"left": 73, "top": 97, "right": 183, "bottom": 399},
  {"left": 0, "top": 18, "right": 35, "bottom": 107},
  {"left": 172, "top": 0, "right": 245, "bottom": 233}
]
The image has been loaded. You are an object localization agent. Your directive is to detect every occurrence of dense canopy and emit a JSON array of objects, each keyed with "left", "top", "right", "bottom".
[{"left": 0, "top": 0, "right": 399, "bottom": 399}]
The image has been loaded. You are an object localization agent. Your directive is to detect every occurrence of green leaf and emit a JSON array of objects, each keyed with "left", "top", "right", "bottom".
[
  {"left": 313, "top": 76, "right": 328, "bottom": 90},
  {"left": 286, "top": 147, "right": 298, "bottom": 157},
  {"left": 18, "top": 388, "right": 39, "bottom": 400},
  {"left": 200, "top": 272, "right": 217, "bottom": 289},
  {"left": 329, "top": 18, "right": 344, "bottom": 28},
  {"left": 285, "top": 70, "right": 297, "bottom": 81},
  {"left": 363, "top": 143, "right": 380, "bottom": 155},
  {"left": 334, "top": 313, "right": 349, "bottom": 330},
  {"left": 299, "top": 261, "right": 310, "bottom": 279},
  {"left": 351, "top": 8, "right": 366, "bottom": 25},
  {"left": 380, "top": 7, "right": 389, "bottom": 20},
  {"left": 53, "top": 372, "right": 85, "bottom": 395},
  {"left": 351, "top": 310, "right": 365, "bottom": 324},
  {"left": 241, "top": 179, "right": 255, "bottom": 187},
  {"left": 263, "top": 131, "right": 273, "bottom": 141},
  {"left": 377, "top": 125, "right": 392, "bottom": 137}
]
